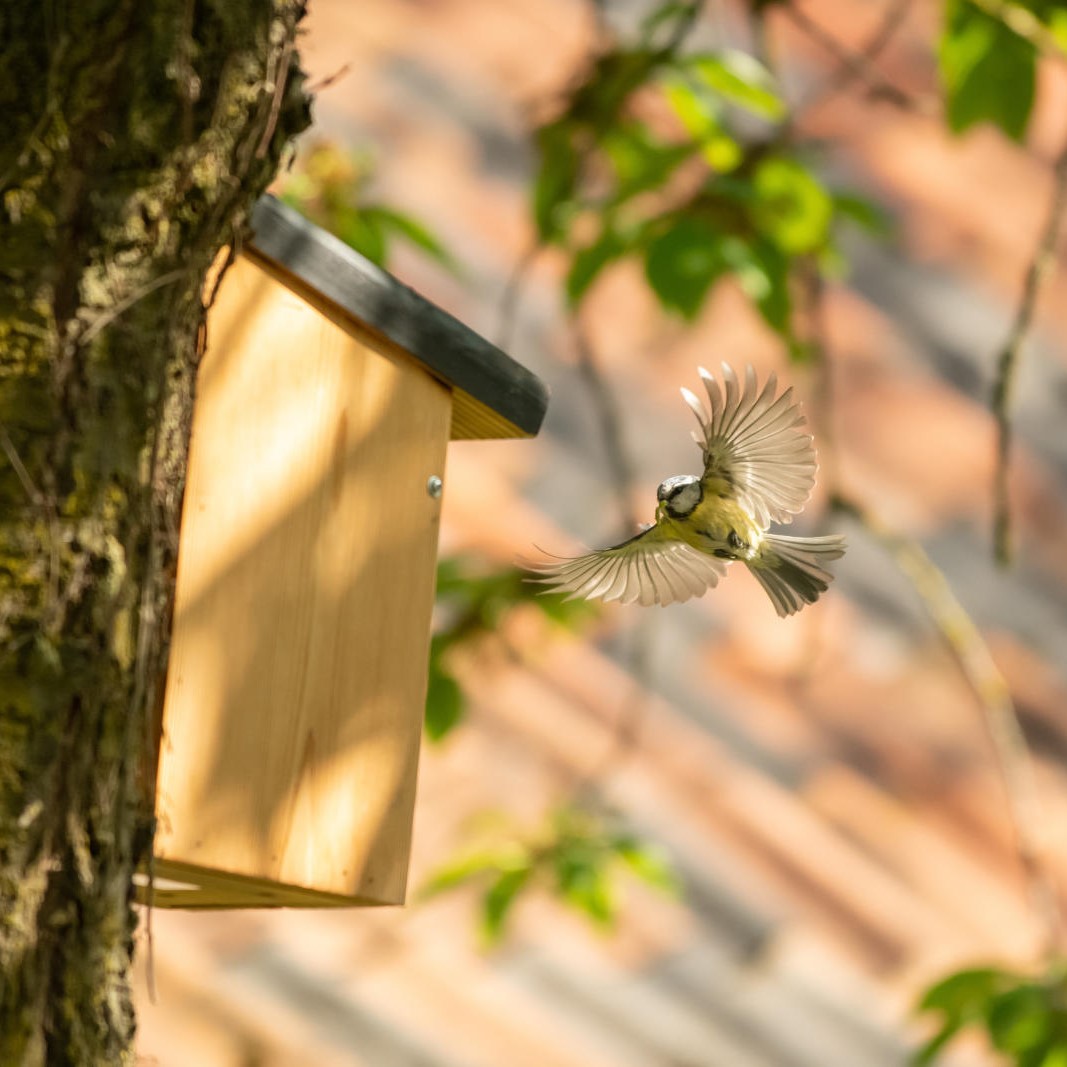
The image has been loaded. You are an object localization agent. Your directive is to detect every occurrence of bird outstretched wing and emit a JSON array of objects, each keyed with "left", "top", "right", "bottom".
[
  {"left": 525, "top": 522, "right": 726, "bottom": 607},
  {"left": 681, "top": 363, "right": 817, "bottom": 529}
]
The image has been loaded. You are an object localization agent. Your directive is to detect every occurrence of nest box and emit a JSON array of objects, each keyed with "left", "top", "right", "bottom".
[{"left": 140, "top": 196, "right": 546, "bottom": 909}]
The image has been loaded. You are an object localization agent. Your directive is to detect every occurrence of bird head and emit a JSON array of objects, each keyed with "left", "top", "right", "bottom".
[{"left": 657, "top": 474, "right": 702, "bottom": 518}]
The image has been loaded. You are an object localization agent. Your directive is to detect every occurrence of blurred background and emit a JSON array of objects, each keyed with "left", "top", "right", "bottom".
[{"left": 135, "top": 1, "right": 1067, "bottom": 1064}]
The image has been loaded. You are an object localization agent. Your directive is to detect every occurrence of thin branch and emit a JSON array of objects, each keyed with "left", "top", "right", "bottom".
[
  {"left": 752, "top": 0, "right": 1063, "bottom": 964},
  {"left": 780, "top": 0, "right": 934, "bottom": 116},
  {"left": 567, "top": 318, "right": 659, "bottom": 790},
  {"left": 798, "top": 234, "right": 1062, "bottom": 953},
  {"left": 792, "top": 0, "right": 914, "bottom": 119},
  {"left": 306, "top": 61, "right": 352, "bottom": 95},
  {"left": 495, "top": 239, "right": 543, "bottom": 351},
  {"left": 255, "top": 33, "right": 295, "bottom": 159},
  {"left": 992, "top": 143, "right": 1067, "bottom": 566},
  {"left": 0, "top": 417, "right": 44, "bottom": 505},
  {"left": 661, "top": 0, "right": 706, "bottom": 51},
  {"left": 572, "top": 318, "right": 641, "bottom": 532},
  {"left": 833, "top": 494, "right": 1063, "bottom": 955}
]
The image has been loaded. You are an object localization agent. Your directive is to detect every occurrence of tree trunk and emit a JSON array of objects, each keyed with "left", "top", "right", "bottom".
[{"left": 0, "top": 3, "right": 311, "bottom": 1061}]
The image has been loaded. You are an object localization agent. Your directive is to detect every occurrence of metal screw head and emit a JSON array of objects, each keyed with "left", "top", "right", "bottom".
[{"left": 426, "top": 475, "right": 443, "bottom": 499}]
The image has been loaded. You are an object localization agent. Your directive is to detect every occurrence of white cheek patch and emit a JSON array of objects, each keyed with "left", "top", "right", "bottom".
[{"left": 670, "top": 486, "right": 700, "bottom": 515}]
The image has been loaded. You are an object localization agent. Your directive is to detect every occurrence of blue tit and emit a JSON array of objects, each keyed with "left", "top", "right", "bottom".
[{"left": 528, "top": 363, "right": 846, "bottom": 617}]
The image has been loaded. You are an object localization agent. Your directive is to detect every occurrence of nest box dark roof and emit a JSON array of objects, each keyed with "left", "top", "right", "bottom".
[{"left": 247, "top": 195, "right": 548, "bottom": 441}]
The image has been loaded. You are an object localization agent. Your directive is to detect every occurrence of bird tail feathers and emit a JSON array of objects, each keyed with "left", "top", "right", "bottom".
[{"left": 746, "top": 533, "right": 846, "bottom": 617}]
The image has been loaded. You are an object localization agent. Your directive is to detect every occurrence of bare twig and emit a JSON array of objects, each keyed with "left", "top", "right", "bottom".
[
  {"left": 572, "top": 319, "right": 641, "bottom": 532},
  {"left": 798, "top": 224, "right": 1062, "bottom": 951},
  {"left": 992, "top": 143, "right": 1067, "bottom": 566},
  {"left": 306, "top": 62, "right": 352, "bottom": 95},
  {"left": 495, "top": 239, "right": 543, "bottom": 351},
  {"left": 661, "top": 0, "right": 706, "bottom": 51},
  {"left": 834, "top": 494, "right": 1063, "bottom": 955},
  {"left": 255, "top": 34, "right": 295, "bottom": 159},
  {"left": 755, "top": 0, "right": 1063, "bottom": 961},
  {"left": 568, "top": 318, "right": 659, "bottom": 789},
  {"left": 793, "top": 0, "right": 913, "bottom": 119},
  {"left": 780, "top": 0, "right": 934, "bottom": 115},
  {"left": 797, "top": 258, "right": 838, "bottom": 458},
  {"left": 0, "top": 417, "right": 44, "bottom": 505}
]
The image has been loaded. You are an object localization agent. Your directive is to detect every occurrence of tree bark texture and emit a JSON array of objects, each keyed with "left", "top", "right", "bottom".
[{"left": 0, "top": 3, "right": 311, "bottom": 1062}]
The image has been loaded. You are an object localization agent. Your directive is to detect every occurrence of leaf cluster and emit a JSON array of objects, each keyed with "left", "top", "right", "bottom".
[
  {"left": 916, "top": 964, "right": 1067, "bottom": 1066},
  {"left": 420, "top": 805, "right": 680, "bottom": 945},
  {"left": 279, "top": 141, "right": 454, "bottom": 270},
  {"left": 532, "top": 3, "right": 887, "bottom": 354},
  {"left": 940, "top": 0, "right": 1067, "bottom": 142},
  {"left": 425, "top": 556, "right": 597, "bottom": 741}
]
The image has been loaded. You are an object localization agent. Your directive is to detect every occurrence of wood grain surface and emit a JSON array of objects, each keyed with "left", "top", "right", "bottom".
[{"left": 150, "top": 254, "right": 450, "bottom": 907}]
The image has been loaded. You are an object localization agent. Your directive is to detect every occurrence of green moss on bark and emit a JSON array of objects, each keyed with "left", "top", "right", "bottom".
[{"left": 0, "top": 1, "right": 311, "bottom": 1062}]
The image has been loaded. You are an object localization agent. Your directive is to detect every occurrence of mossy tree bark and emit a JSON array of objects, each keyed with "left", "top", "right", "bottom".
[{"left": 0, "top": 3, "right": 311, "bottom": 1061}]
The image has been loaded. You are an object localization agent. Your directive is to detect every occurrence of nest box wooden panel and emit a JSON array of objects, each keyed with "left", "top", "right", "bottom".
[{"left": 142, "top": 197, "right": 546, "bottom": 909}]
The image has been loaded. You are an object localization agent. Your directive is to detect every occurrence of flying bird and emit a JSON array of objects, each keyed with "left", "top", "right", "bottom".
[{"left": 528, "top": 364, "right": 845, "bottom": 617}]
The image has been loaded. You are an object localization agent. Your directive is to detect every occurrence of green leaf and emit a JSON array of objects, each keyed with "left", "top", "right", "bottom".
[
  {"left": 678, "top": 50, "right": 785, "bottom": 120},
  {"left": 435, "top": 555, "right": 598, "bottom": 642},
  {"left": 918, "top": 966, "right": 1008, "bottom": 1016},
  {"left": 832, "top": 191, "right": 893, "bottom": 237},
  {"left": 611, "top": 836, "right": 681, "bottom": 894},
  {"left": 425, "top": 642, "right": 464, "bottom": 742},
  {"left": 913, "top": 1021, "right": 966, "bottom": 1066},
  {"left": 563, "top": 863, "right": 617, "bottom": 927},
  {"left": 988, "top": 984, "right": 1054, "bottom": 1053},
  {"left": 602, "top": 121, "right": 695, "bottom": 201},
  {"left": 337, "top": 206, "right": 387, "bottom": 267},
  {"left": 419, "top": 848, "right": 513, "bottom": 899},
  {"left": 816, "top": 241, "right": 849, "bottom": 282},
  {"left": 368, "top": 206, "right": 457, "bottom": 271},
  {"left": 552, "top": 832, "right": 616, "bottom": 928},
  {"left": 644, "top": 215, "right": 724, "bottom": 318},
  {"left": 752, "top": 156, "right": 833, "bottom": 255},
  {"left": 534, "top": 118, "right": 582, "bottom": 244},
  {"left": 1037, "top": 1043, "right": 1067, "bottom": 1067},
  {"left": 913, "top": 965, "right": 1015, "bottom": 1064},
  {"left": 719, "top": 235, "right": 792, "bottom": 337},
  {"left": 566, "top": 226, "right": 631, "bottom": 305},
  {"left": 434, "top": 556, "right": 476, "bottom": 599},
  {"left": 1051, "top": 9, "right": 1067, "bottom": 53},
  {"left": 662, "top": 79, "right": 743, "bottom": 171},
  {"left": 940, "top": 0, "right": 1036, "bottom": 141},
  {"left": 279, "top": 142, "right": 455, "bottom": 272},
  {"left": 574, "top": 47, "right": 666, "bottom": 125},
  {"left": 641, "top": 0, "right": 701, "bottom": 45},
  {"left": 481, "top": 864, "right": 534, "bottom": 943},
  {"left": 534, "top": 588, "right": 600, "bottom": 628}
]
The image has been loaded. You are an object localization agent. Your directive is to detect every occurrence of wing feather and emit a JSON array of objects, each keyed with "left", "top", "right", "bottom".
[
  {"left": 686, "top": 363, "right": 817, "bottom": 528},
  {"left": 526, "top": 523, "right": 726, "bottom": 607}
]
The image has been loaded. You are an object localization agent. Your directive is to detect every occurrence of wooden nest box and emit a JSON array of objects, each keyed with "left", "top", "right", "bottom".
[{"left": 140, "top": 196, "right": 547, "bottom": 909}]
